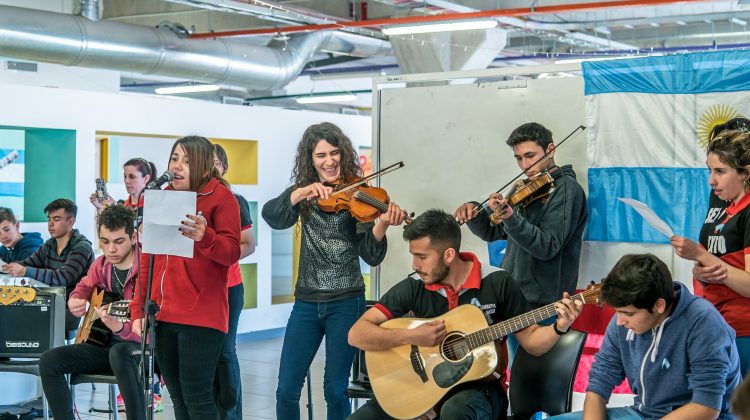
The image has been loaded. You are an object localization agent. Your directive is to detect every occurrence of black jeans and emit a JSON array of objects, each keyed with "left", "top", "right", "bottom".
[
  {"left": 39, "top": 340, "right": 145, "bottom": 420},
  {"left": 156, "top": 321, "right": 225, "bottom": 420},
  {"left": 346, "top": 382, "right": 507, "bottom": 420}
]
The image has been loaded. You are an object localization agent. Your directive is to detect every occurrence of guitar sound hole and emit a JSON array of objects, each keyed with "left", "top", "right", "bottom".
[{"left": 441, "top": 332, "right": 470, "bottom": 362}]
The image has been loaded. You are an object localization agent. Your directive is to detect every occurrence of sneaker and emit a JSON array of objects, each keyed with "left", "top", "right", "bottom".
[
  {"left": 153, "top": 394, "right": 163, "bottom": 413},
  {"left": 116, "top": 393, "right": 125, "bottom": 410}
]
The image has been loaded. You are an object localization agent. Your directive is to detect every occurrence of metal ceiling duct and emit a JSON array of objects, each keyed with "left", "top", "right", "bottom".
[{"left": 0, "top": 5, "right": 389, "bottom": 90}]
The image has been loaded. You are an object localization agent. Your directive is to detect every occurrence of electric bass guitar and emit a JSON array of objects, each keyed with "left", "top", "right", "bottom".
[
  {"left": 366, "top": 283, "right": 602, "bottom": 419},
  {"left": 75, "top": 287, "right": 131, "bottom": 345}
]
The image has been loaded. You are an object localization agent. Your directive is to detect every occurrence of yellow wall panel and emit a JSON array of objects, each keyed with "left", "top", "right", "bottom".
[{"left": 211, "top": 138, "right": 258, "bottom": 185}]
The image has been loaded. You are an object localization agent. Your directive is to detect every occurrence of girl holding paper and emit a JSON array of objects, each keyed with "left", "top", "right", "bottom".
[
  {"left": 130, "top": 135, "right": 240, "bottom": 419},
  {"left": 670, "top": 128, "right": 750, "bottom": 376}
]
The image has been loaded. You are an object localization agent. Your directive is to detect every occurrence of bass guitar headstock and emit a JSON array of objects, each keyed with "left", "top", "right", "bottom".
[{"left": 0, "top": 286, "right": 37, "bottom": 306}]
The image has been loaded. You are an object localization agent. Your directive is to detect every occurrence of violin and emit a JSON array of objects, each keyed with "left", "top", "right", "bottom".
[
  {"left": 314, "top": 162, "right": 414, "bottom": 224},
  {"left": 461, "top": 125, "right": 586, "bottom": 225},
  {"left": 489, "top": 168, "right": 558, "bottom": 224}
]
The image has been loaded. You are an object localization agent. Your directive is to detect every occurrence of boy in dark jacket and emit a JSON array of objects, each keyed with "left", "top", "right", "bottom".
[
  {"left": 0, "top": 207, "right": 43, "bottom": 263},
  {"left": 454, "top": 122, "right": 588, "bottom": 308},
  {"left": 548, "top": 254, "right": 741, "bottom": 420}
]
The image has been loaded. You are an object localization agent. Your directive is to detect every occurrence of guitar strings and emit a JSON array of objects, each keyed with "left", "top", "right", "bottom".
[{"left": 438, "top": 288, "right": 599, "bottom": 359}]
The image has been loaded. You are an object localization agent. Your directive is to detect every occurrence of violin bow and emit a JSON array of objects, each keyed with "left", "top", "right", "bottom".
[
  {"left": 329, "top": 161, "right": 405, "bottom": 196},
  {"left": 472, "top": 125, "right": 586, "bottom": 213}
]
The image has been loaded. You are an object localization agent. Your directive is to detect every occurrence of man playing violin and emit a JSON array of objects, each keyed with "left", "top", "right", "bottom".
[{"left": 454, "top": 122, "right": 587, "bottom": 310}]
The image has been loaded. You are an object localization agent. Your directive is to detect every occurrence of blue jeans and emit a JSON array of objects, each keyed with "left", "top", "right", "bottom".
[
  {"left": 215, "top": 283, "right": 244, "bottom": 420},
  {"left": 276, "top": 295, "right": 365, "bottom": 420},
  {"left": 547, "top": 407, "right": 645, "bottom": 419}
]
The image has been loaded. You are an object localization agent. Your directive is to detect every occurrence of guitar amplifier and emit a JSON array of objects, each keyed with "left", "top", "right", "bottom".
[{"left": 0, "top": 286, "right": 65, "bottom": 357}]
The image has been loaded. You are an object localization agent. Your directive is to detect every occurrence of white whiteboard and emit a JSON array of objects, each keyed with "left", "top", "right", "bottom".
[{"left": 374, "top": 76, "right": 588, "bottom": 294}]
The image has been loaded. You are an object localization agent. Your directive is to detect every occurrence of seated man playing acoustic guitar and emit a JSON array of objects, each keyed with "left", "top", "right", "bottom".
[
  {"left": 39, "top": 205, "right": 148, "bottom": 420},
  {"left": 347, "top": 209, "right": 583, "bottom": 420}
]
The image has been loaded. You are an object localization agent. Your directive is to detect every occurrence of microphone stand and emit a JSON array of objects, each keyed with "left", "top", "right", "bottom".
[{"left": 135, "top": 186, "right": 159, "bottom": 420}]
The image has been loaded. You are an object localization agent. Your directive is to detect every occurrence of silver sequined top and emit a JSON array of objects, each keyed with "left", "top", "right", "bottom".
[{"left": 262, "top": 186, "right": 388, "bottom": 302}]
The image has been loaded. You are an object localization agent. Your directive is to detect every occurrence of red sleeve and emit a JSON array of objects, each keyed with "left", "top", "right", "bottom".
[
  {"left": 196, "top": 187, "right": 241, "bottom": 267},
  {"left": 69, "top": 257, "right": 104, "bottom": 300}
]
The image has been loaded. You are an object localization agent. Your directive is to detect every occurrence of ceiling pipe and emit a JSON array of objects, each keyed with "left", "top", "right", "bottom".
[
  {"left": 190, "top": 0, "right": 712, "bottom": 38},
  {"left": 79, "top": 0, "right": 100, "bottom": 21},
  {"left": 0, "top": 5, "right": 389, "bottom": 90}
]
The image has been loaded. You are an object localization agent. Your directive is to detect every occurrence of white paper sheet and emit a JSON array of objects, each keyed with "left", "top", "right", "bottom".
[
  {"left": 142, "top": 189, "right": 197, "bottom": 258},
  {"left": 618, "top": 197, "right": 675, "bottom": 238}
]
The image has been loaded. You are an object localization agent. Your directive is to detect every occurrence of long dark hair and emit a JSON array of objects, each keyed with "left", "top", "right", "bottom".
[
  {"left": 170, "top": 136, "right": 227, "bottom": 192},
  {"left": 291, "top": 123, "right": 361, "bottom": 217}
]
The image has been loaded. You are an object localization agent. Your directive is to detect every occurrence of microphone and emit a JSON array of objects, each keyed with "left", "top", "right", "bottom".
[{"left": 146, "top": 170, "right": 175, "bottom": 190}]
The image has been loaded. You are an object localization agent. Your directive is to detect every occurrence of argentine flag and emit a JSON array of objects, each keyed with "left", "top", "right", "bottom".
[{"left": 583, "top": 50, "right": 750, "bottom": 245}]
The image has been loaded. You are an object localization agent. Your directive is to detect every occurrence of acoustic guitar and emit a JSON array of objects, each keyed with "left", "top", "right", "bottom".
[
  {"left": 75, "top": 287, "right": 131, "bottom": 346},
  {"left": 366, "top": 283, "right": 602, "bottom": 419}
]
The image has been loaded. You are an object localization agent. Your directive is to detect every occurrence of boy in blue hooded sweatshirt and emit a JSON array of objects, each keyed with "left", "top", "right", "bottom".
[
  {"left": 549, "top": 254, "right": 741, "bottom": 420},
  {"left": 0, "top": 207, "right": 43, "bottom": 263}
]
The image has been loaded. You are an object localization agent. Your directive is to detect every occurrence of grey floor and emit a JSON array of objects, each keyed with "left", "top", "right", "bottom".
[
  {"left": 37, "top": 334, "right": 636, "bottom": 419},
  {"left": 63, "top": 333, "right": 331, "bottom": 420}
]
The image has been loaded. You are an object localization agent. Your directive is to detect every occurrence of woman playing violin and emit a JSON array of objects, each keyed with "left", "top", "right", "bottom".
[{"left": 262, "top": 122, "right": 405, "bottom": 420}]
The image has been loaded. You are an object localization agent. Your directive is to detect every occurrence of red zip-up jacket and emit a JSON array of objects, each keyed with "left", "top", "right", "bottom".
[
  {"left": 130, "top": 178, "right": 241, "bottom": 333},
  {"left": 71, "top": 254, "right": 140, "bottom": 342}
]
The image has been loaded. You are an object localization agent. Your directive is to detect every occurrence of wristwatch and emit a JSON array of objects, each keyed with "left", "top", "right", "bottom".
[{"left": 553, "top": 322, "right": 569, "bottom": 335}]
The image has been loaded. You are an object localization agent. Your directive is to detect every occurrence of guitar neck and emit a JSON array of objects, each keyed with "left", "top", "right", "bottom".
[{"left": 467, "top": 290, "right": 591, "bottom": 350}]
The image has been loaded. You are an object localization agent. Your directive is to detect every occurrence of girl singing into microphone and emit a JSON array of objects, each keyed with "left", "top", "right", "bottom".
[{"left": 131, "top": 136, "right": 240, "bottom": 419}]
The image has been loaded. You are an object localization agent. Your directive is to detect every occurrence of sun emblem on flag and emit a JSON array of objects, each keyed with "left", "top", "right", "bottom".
[{"left": 697, "top": 104, "right": 740, "bottom": 149}]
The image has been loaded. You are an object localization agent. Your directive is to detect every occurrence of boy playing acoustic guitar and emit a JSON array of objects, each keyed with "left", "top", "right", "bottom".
[{"left": 347, "top": 209, "right": 583, "bottom": 420}]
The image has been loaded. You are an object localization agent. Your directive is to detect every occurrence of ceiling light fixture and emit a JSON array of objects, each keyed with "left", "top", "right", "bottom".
[
  {"left": 381, "top": 19, "right": 498, "bottom": 36},
  {"left": 296, "top": 93, "right": 357, "bottom": 104},
  {"left": 675, "top": 21, "right": 687, "bottom": 26},
  {"left": 731, "top": 17, "right": 748, "bottom": 26},
  {"left": 155, "top": 84, "right": 220, "bottom": 94}
]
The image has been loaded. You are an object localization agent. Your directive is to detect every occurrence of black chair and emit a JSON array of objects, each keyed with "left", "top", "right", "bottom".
[
  {"left": 348, "top": 300, "right": 376, "bottom": 411},
  {"left": 70, "top": 372, "right": 120, "bottom": 420},
  {"left": 347, "top": 347, "right": 373, "bottom": 411},
  {"left": 507, "top": 329, "right": 588, "bottom": 420}
]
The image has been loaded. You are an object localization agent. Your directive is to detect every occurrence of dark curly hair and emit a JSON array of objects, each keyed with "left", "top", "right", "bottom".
[
  {"left": 291, "top": 123, "right": 361, "bottom": 217},
  {"left": 98, "top": 204, "right": 136, "bottom": 237},
  {"left": 708, "top": 130, "right": 750, "bottom": 188}
]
